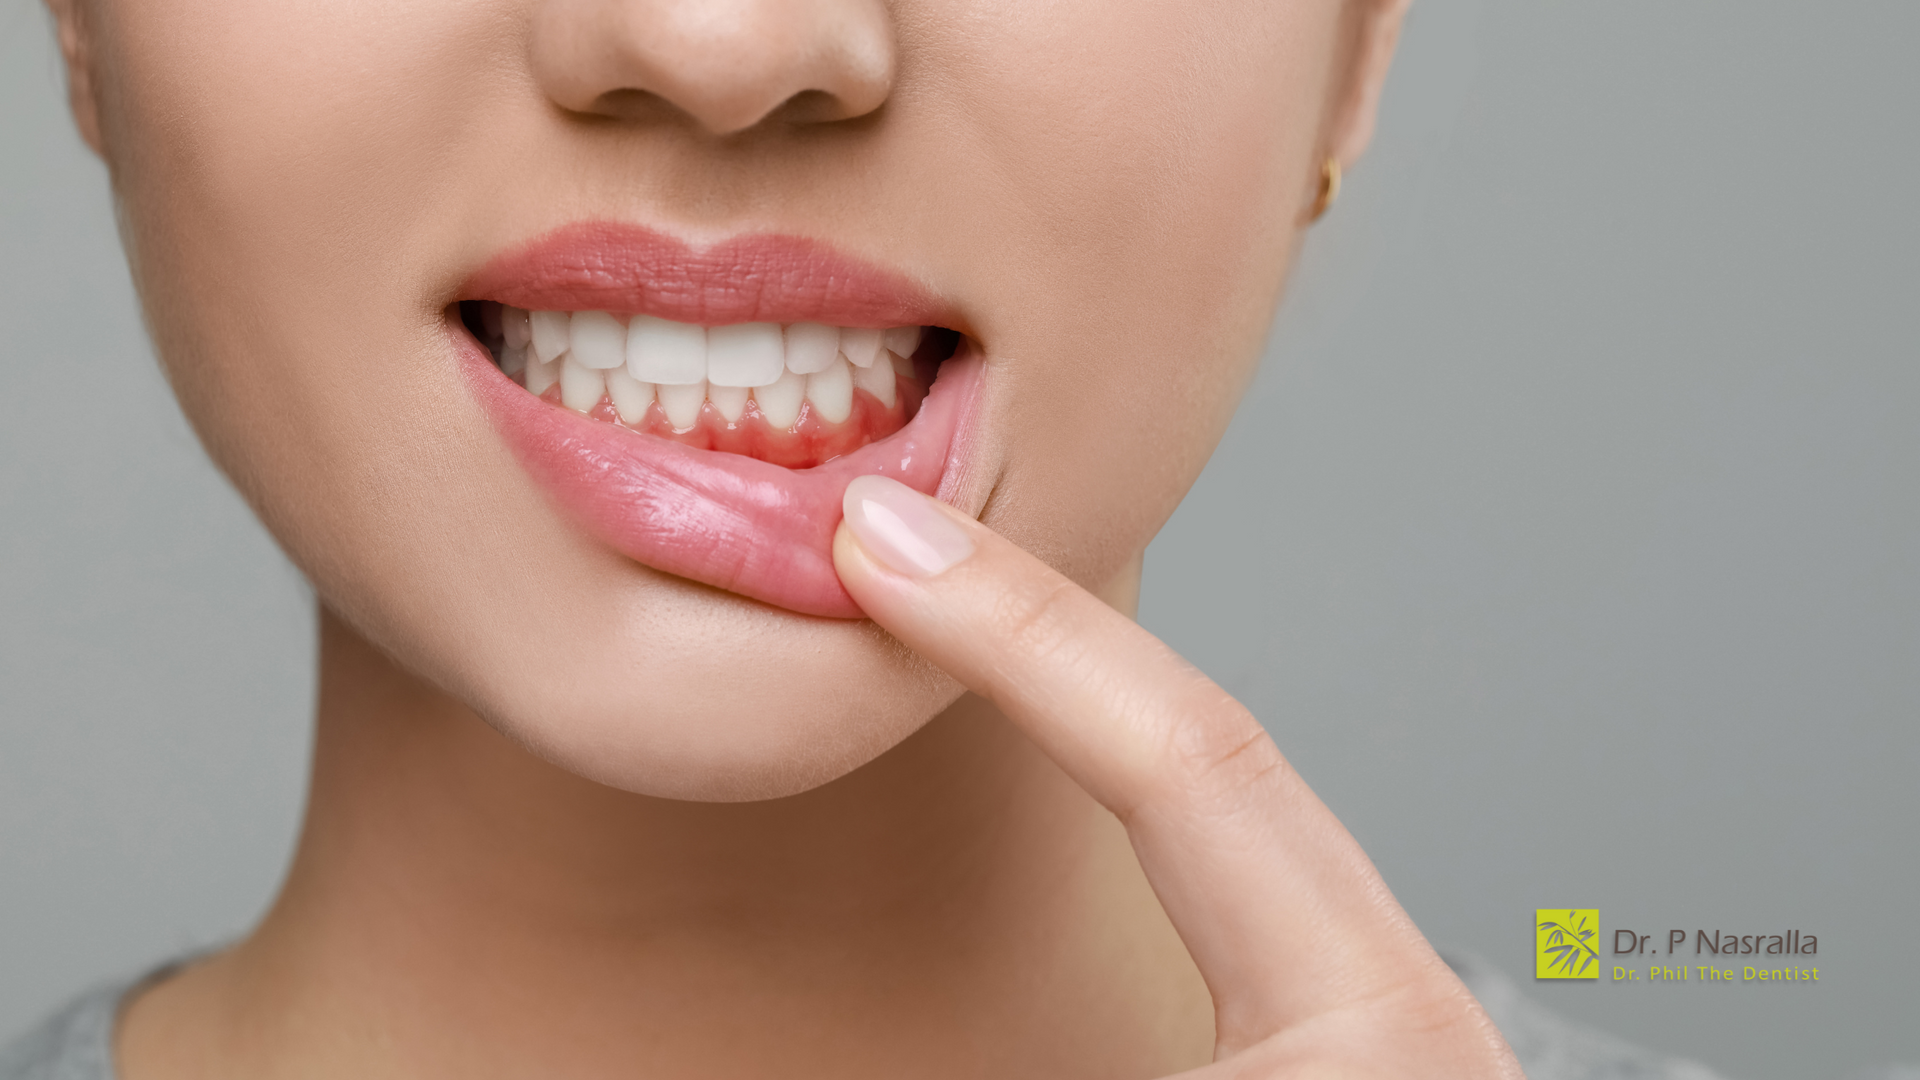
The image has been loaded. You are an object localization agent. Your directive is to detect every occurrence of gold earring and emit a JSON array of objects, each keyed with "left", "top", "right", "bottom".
[{"left": 1310, "top": 156, "right": 1342, "bottom": 223}]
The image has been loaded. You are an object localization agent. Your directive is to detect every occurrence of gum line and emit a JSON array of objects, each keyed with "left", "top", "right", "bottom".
[{"left": 518, "top": 368, "right": 927, "bottom": 469}]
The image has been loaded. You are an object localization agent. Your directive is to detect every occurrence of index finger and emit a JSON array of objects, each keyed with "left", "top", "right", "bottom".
[{"left": 831, "top": 475, "right": 1455, "bottom": 1054}]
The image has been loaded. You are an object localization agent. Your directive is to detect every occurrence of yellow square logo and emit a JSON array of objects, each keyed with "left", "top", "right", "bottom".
[{"left": 1535, "top": 909, "right": 1600, "bottom": 979}]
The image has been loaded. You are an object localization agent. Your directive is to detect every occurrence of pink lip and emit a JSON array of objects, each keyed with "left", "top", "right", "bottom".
[
  {"left": 458, "top": 224, "right": 980, "bottom": 619},
  {"left": 464, "top": 221, "right": 953, "bottom": 329}
]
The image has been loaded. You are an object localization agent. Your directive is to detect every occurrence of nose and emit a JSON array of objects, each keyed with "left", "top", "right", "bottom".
[{"left": 530, "top": 0, "right": 896, "bottom": 136}]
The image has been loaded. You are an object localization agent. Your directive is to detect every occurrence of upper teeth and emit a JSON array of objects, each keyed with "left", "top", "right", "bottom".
[
  {"left": 516, "top": 308, "right": 919, "bottom": 386},
  {"left": 503, "top": 307, "right": 922, "bottom": 430}
]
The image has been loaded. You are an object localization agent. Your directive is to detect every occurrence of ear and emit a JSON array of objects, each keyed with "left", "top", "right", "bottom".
[
  {"left": 1323, "top": 0, "right": 1411, "bottom": 170},
  {"left": 43, "top": 0, "right": 106, "bottom": 157}
]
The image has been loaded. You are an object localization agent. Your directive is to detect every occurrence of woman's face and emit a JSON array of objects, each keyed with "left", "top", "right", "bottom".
[{"left": 59, "top": 0, "right": 1399, "bottom": 799}]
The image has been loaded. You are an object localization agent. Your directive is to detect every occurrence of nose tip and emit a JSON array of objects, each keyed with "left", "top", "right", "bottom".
[{"left": 531, "top": 0, "right": 895, "bottom": 136}]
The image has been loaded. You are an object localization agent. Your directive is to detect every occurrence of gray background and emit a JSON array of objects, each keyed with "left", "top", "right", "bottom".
[{"left": 2, "top": 2, "right": 1914, "bottom": 1077}]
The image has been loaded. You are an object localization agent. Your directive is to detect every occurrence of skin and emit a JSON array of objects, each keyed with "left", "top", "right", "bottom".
[{"left": 44, "top": 0, "right": 1521, "bottom": 1076}]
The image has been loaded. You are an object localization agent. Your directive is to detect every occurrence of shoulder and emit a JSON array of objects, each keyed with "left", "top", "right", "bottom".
[{"left": 0, "top": 980, "right": 125, "bottom": 1080}]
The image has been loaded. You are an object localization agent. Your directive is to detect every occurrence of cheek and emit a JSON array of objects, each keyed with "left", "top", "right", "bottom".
[
  {"left": 97, "top": 0, "right": 523, "bottom": 396},
  {"left": 104, "top": 0, "right": 498, "bottom": 235},
  {"left": 94, "top": 1, "right": 514, "bottom": 602},
  {"left": 909, "top": 1, "right": 1331, "bottom": 581},
  {"left": 96, "top": 0, "right": 469, "bottom": 464}
]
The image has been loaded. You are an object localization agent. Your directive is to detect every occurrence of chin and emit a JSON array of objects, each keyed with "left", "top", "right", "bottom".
[
  {"left": 313, "top": 535, "right": 971, "bottom": 801},
  {"left": 473, "top": 601, "right": 967, "bottom": 803},
  {"left": 505, "top": 572, "right": 975, "bottom": 801}
]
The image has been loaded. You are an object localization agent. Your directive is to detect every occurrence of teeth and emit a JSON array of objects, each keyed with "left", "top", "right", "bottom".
[
  {"left": 754, "top": 367, "right": 806, "bottom": 429},
  {"left": 503, "top": 306, "right": 532, "bottom": 350},
  {"left": 559, "top": 356, "right": 606, "bottom": 413},
  {"left": 499, "top": 344, "right": 528, "bottom": 378},
  {"left": 853, "top": 351, "right": 898, "bottom": 408},
  {"left": 782, "top": 322, "right": 841, "bottom": 374},
  {"left": 805, "top": 357, "right": 854, "bottom": 424},
  {"left": 881, "top": 326, "right": 921, "bottom": 358},
  {"left": 569, "top": 311, "right": 628, "bottom": 369},
  {"left": 708, "top": 383, "right": 750, "bottom": 422},
  {"left": 838, "top": 327, "right": 884, "bottom": 369},
  {"left": 605, "top": 366, "right": 655, "bottom": 424},
  {"left": 628, "top": 316, "right": 707, "bottom": 385},
  {"left": 526, "top": 354, "right": 561, "bottom": 395},
  {"left": 656, "top": 380, "right": 707, "bottom": 430},
  {"left": 530, "top": 310, "right": 571, "bottom": 364},
  {"left": 501, "top": 308, "right": 933, "bottom": 428},
  {"left": 706, "top": 322, "right": 786, "bottom": 387}
]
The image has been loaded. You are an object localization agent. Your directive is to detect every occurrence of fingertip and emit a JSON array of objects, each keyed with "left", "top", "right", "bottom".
[
  {"left": 839, "top": 475, "right": 975, "bottom": 579},
  {"left": 828, "top": 492, "right": 923, "bottom": 624}
]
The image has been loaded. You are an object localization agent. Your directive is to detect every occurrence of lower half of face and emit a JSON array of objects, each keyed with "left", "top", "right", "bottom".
[{"left": 90, "top": 0, "right": 1337, "bottom": 799}]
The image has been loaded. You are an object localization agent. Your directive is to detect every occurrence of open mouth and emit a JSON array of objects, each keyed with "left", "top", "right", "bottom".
[
  {"left": 459, "top": 302, "right": 959, "bottom": 472},
  {"left": 454, "top": 223, "right": 981, "bottom": 619}
]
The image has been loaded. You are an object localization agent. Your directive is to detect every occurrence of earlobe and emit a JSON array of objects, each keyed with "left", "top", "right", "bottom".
[{"left": 43, "top": 0, "right": 106, "bottom": 157}]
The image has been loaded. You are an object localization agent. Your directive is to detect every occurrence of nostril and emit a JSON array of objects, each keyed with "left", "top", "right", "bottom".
[
  {"left": 529, "top": 0, "right": 896, "bottom": 138},
  {"left": 767, "top": 89, "right": 861, "bottom": 127},
  {"left": 587, "top": 88, "right": 683, "bottom": 125},
  {"left": 580, "top": 88, "right": 860, "bottom": 131}
]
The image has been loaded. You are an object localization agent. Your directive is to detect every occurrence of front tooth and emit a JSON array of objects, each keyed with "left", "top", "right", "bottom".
[
  {"left": 569, "top": 311, "right": 627, "bottom": 369},
  {"left": 530, "top": 310, "right": 571, "bottom": 363},
  {"left": 881, "top": 326, "right": 922, "bottom": 358},
  {"left": 559, "top": 356, "right": 605, "bottom": 413},
  {"left": 853, "top": 352, "right": 898, "bottom": 408},
  {"left": 783, "top": 322, "right": 841, "bottom": 374},
  {"left": 503, "top": 307, "right": 532, "bottom": 349},
  {"left": 891, "top": 349, "right": 916, "bottom": 378},
  {"left": 839, "top": 327, "right": 884, "bottom": 368},
  {"left": 656, "top": 380, "right": 707, "bottom": 430},
  {"left": 754, "top": 368, "right": 806, "bottom": 429},
  {"left": 805, "top": 357, "right": 854, "bottom": 424},
  {"left": 706, "top": 323, "right": 786, "bottom": 387},
  {"left": 627, "top": 316, "right": 707, "bottom": 384},
  {"left": 605, "top": 367, "right": 655, "bottom": 424},
  {"left": 525, "top": 354, "right": 561, "bottom": 395},
  {"left": 708, "top": 384, "right": 750, "bottom": 422}
]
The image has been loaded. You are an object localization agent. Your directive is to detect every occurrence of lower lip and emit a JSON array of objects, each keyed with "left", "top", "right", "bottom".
[{"left": 459, "top": 331, "right": 982, "bottom": 618}]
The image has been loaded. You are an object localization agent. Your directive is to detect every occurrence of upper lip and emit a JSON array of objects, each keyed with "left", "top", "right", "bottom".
[{"left": 461, "top": 221, "right": 954, "bottom": 330}]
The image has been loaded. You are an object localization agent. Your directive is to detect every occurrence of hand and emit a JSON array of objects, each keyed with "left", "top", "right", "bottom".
[{"left": 832, "top": 476, "right": 1522, "bottom": 1079}]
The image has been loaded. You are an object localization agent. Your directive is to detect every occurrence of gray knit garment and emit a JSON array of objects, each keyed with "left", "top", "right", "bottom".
[{"left": 3, "top": 952, "right": 1914, "bottom": 1079}]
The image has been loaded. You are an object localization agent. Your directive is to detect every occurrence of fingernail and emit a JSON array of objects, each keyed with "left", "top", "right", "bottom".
[{"left": 842, "top": 475, "right": 975, "bottom": 578}]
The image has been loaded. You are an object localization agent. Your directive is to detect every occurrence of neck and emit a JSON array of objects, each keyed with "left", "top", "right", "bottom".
[{"left": 121, "top": 608, "right": 1212, "bottom": 1079}]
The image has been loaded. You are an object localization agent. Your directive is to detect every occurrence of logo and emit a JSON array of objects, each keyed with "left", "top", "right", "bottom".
[{"left": 1536, "top": 909, "right": 1600, "bottom": 979}]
